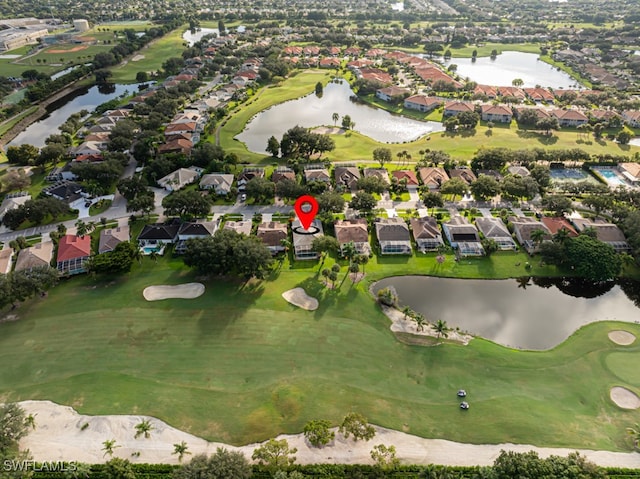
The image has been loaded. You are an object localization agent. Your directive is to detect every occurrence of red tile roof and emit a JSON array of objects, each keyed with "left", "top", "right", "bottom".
[{"left": 57, "top": 235, "right": 91, "bottom": 262}]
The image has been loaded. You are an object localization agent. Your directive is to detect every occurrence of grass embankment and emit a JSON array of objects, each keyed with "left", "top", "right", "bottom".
[
  {"left": 1, "top": 253, "right": 639, "bottom": 451},
  {"left": 0, "top": 106, "right": 38, "bottom": 138},
  {"left": 446, "top": 43, "right": 542, "bottom": 58},
  {"left": 108, "top": 27, "right": 187, "bottom": 83}
]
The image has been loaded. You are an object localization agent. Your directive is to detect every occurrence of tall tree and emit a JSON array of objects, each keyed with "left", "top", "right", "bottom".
[
  {"left": 303, "top": 420, "right": 335, "bottom": 448},
  {"left": 251, "top": 439, "right": 297, "bottom": 470},
  {"left": 162, "top": 190, "right": 212, "bottom": 219},
  {"left": 339, "top": 412, "right": 376, "bottom": 441},
  {"left": 373, "top": 148, "right": 392, "bottom": 168}
]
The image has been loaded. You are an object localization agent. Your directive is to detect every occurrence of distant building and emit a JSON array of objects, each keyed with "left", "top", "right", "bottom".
[{"left": 73, "top": 19, "right": 90, "bottom": 32}]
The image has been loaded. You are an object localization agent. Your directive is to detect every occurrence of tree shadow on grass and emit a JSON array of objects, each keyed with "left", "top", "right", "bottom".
[
  {"left": 292, "top": 276, "right": 339, "bottom": 320},
  {"left": 196, "top": 278, "right": 265, "bottom": 337},
  {"left": 516, "top": 129, "right": 558, "bottom": 145}
]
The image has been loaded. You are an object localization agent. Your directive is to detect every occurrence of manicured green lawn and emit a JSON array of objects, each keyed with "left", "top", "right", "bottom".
[
  {"left": 108, "top": 27, "right": 190, "bottom": 83},
  {"left": 1, "top": 253, "right": 640, "bottom": 452},
  {"left": 447, "top": 42, "right": 543, "bottom": 58}
]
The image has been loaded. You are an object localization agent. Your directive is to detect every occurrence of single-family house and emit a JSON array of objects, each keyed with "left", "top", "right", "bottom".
[
  {"left": 524, "top": 87, "right": 554, "bottom": 103},
  {"left": 223, "top": 220, "right": 252, "bottom": 236},
  {"left": 175, "top": 220, "right": 219, "bottom": 254},
  {"left": 292, "top": 218, "right": 324, "bottom": 260},
  {"left": 475, "top": 217, "right": 517, "bottom": 250},
  {"left": 443, "top": 101, "right": 474, "bottom": 117},
  {"left": 257, "top": 221, "right": 289, "bottom": 254},
  {"left": 0, "top": 194, "right": 30, "bottom": 221},
  {"left": 42, "top": 181, "right": 86, "bottom": 205},
  {"left": 474, "top": 84, "right": 498, "bottom": 99},
  {"left": 0, "top": 247, "right": 14, "bottom": 275},
  {"left": 334, "top": 166, "right": 361, "bottom": 190},
  {"left": 334, "top": 219, "right": 371, "bottom": 256},
  {"left": 200, "top": 173, "right": 235, "bottom": 195},
  {"left": 617, "top": 163, "right": 640, "bottom": 185},
  {"left": 418, "top": 167, "right": 449, "bottom": 190},
  {"left": 507, "top": 165, "right": 531, "bottom": 177},
  {"left": 442, "top": 216, "right": 484, "bottom": 256},
  {"left": 375, "top": 86, "right": 410, "bottom": 102},
  {"left": 71, "top": 141, "right": 105, "bottom": 157},
  {"left": 319, "top": 57, "right": 340, "bottom": 68},
  {"left": 540, "top": 216, "right": 578, "bottom": 239},
  {"left": 375, "top": 217, "right": 412, "bottom": 255},
  {"left": 157, "top": 138, "right": 193, "bottom": 156},
  {"left": 590, "top": 110, "right": 621, "bottom": 124},
  {"left": 497, "top": 86, "right": 526, "bottom": 101},
  {"left": 392, "top": 170, "right": 419, "bottom": 186},
  {"left": 237, "top": 168, "right": 265, "bottom": 191},
  {"left": 403, "top": 95, "right": 442, "bottom": 113},
  {"left": 271, "top": 167, "right": 296, "bottom": 184},
  {"left": 98, "top": 225, "right": 130, "bottom": 254},
  {"left": 480, "top": 104, "right": 513, "bottom": 123},
  {"left": 57, "top": 234, "right": 91, "bottom": 275},
  {"left": 158, "top": 167, "right": 202, "bottom": 191},
  {"left": 304, "top": 168, "right": 331, "bottom": 184},
  {"left": 509, "top": 216, "right": 551, "bottom": 254},
  {"left": 551, "top": 109, "right": 589, "bottom": 127},
  {"left": 15, "top": 241, "right": 54, "bottom": 272},
  {"left": 448, "top": 167, "right": 477, "bottom": 185},
  {"left": 571, "top": 218, "right": 630, "bottom": 253},
  {"left": 137, "top": 223, "right": 180, "bottom": 253},
  {"left": 410, "top": 216, "right": 443, "bottom": 252},
  {"left": 363, "top": 168, "right": 390, "bottom": 186},
  {"left": 622, "top": 110, "right": 640, "bottom": 128}
]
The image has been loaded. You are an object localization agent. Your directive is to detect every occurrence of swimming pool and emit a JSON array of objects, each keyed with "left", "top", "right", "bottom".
[
  {"left": 591, "top": 167, "right": 629, "bottom": 187},
  {"left": 141, "top": 245, "right": 165, "bottom": 256}
]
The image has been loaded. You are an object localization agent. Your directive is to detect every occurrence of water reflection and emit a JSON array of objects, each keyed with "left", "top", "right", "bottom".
[
  {"left": 442, "top": 51, "right": 580, "bottom": 89},
  {"left": 373, "top": 276, "right": 640, "bottom": 350},
  {"left": 237, "top": 79, "right": 444, "bottom": 152},
  {"left": 8, "top": 83, "right": 136, "bottom": 148}
]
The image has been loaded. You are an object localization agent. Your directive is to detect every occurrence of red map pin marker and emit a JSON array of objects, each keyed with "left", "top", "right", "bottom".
[{"left": 294, "top": 195, "right": 319, "bottom": 230}]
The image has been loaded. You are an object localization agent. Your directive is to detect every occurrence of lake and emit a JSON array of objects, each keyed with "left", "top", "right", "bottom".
[
  {"left": 183, "top": 28, "right": 219, "bottom": 47},
  {"left": 8, "top": 83, "right": 136, "bottom": 149},
  {"left": 236, "top": 79, "right": 444, "bottom": 153},
  {"left": 443, "top": 51, "right": 581, "bottom": 89},
  {"left": 373, "top": 276, "right": 640, "bottom": 350}
]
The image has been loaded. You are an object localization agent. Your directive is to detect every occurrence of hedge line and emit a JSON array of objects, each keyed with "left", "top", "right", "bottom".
[{"left": 28, "top": 463, "right": 640, "bottom": 479}]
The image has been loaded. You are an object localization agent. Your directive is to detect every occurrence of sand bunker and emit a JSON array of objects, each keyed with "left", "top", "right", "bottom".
[
  {"left": 17, "top": 400, "right": 640, "bottom": 467},
  {"left": 608, "top": 330, "right": 636, "bottom": 346},
  {"left": 131, "top": 54, "right": 145, "bottom": 61},
  {"left": 381, "top": 304, "right": 472, "bottom": 345},
  {"left": 610, "top": 387, "right": 640, "bottom": 409},
  {"left": 282, "top": 288, "right": 318, "bottom": 310},
  {"left": 143, "top": 283, "right": 205, "bottom": 301}
]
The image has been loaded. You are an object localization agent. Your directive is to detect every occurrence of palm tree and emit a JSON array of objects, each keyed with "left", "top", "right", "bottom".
[
  {"left": 173, "top": 441, "right": 191, "bottom": 462},
  {"left": 321, "top": 268, "right": 330, "bottom": 286},
  {"left": 332, "top": 112, "right": 339, "bottom": 126},
  {"left": 102, "top": 439, "right": 119, "bottom": 457},
  {"left": 134, "top": 419, "right": 154, "bottom": 439},
  {"left": 413, "top": 313, "right": 427, "bottom": 332},
  {"left": 24, "top": 413, "right": 36, "bottom": 430},
  {"left": 530, "top": 228, "right": 547, "bottom": 250},
  {"left": 348, "top": 262, "right": 359, "bottom": 284},
  {"left": 553, "top": 228, "right": 571, "bottom": 245},
  {"left": 356, "top": 254, "right": 369, "bottom": 275},
  {"left": 434, "top": 319, "right": 450, "bottom": 341},
  {"left": 342, "top": 241, "right": 357, "bottom": 263},
  {"left": 516, "top": 276, "right": 531, "bottom": 290},
  {"left": 402, "top": 306, "right": 413, "bottom": 320}
]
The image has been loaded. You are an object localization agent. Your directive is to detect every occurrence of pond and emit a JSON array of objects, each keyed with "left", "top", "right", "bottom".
[
  {"left": 8, "top": 83, "right": 137, "bottom": 149},
  {"left": 182, "top": 28, "right": 219, "bottom": 47},
  {"left": 442, "top": 51, "right": 581, "bottom": 89},
  {"left": 236, "top": 79, "right": 444, "bottom": 153},
  {"left": 373, "top": 276, "right": 640, "bottom": 350}
]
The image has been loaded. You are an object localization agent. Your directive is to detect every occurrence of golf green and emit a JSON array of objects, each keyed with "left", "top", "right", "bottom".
[{"left": 1, "top": 257, "right": 640, "bottom": 451}]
